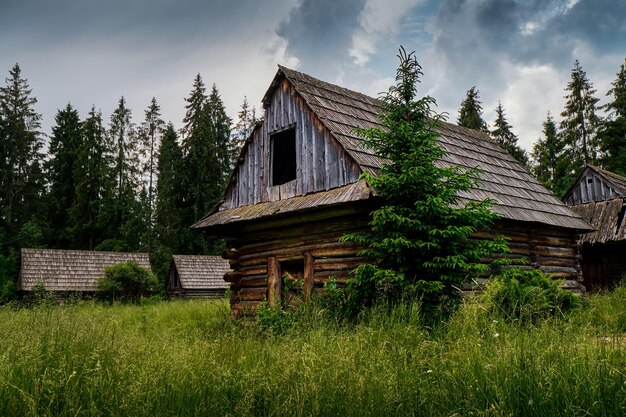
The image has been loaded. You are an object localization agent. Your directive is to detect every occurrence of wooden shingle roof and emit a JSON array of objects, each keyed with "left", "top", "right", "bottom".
[
  {"left": 171, "top": 255, "right": 230, "bottom": 290},
  {"left": 18, "top": 248, "right": 152, "bottom": 292},
  {"left": 197, "top": 66, "right": 591, "bottom": 231}
]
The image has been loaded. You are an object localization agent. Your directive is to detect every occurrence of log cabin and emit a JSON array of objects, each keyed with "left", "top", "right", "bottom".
[
  {"left": 564, "top": 165, "right": 626, "bottom": 290},
  {"left": 193, "top": 66, "right": 592, "bottom": 316},
  {"left": 168, "top": 255, "right": 230, "bottom": 299},
  {"left": 18, "top": 248, "right": 152, "bottom": 294}
]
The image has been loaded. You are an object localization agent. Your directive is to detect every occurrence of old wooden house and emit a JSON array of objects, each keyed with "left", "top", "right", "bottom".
[
  {"left": 167, "top": 255, "right": 230, "bottom": 299},
  {"left": 564, "top": 165, "right": 626, "bottom": 289},
  {"left": 193, "top": 66, "right": 592, "bottom": 315},
  {"left": 18, "top": 248, "right": 152, "bottom": 293}
]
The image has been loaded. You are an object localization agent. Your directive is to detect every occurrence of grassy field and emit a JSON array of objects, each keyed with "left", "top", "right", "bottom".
[{"left": 0, "top": 289, "right": 624, "bottom": 416}]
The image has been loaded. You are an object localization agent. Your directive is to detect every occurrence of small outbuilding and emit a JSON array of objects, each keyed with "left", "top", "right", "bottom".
[
  {"left": 18, "top": 248, "right": 152, "bottom": 293},
  {"left": 564, "top": 165, "right": 626, "bottom": 290},
  {"left": 193, "top": 66, "right": 592, "bottom": 316},
  {"left": 167, "top": 255, "right": 230, "bottom": 299}
]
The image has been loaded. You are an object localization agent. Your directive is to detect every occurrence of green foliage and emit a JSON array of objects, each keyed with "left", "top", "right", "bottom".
[
  {"left": 97, "top": 261, "right": 158, "bottom": 302},
  {"left": 342, "top": 48, "right": 507, "bottom": 317},
  {"left": 491, "top": 102, "right": 528, "bottom": 166},
  {"left": 482, "top": 268, "right": 582, "bottom": 324},
  {"left": 256, "top": 302, "right": 295, "bottom": 335},
  {"left": 457, "top": 86, "right": 489, "bottom": 132}
]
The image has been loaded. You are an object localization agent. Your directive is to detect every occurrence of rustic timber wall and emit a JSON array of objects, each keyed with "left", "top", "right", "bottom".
[
  {"left": 222, "top": 78, "right": 361, "bottom": 210},
  {"left": 222, "top": 208, "right": 584, "bottom": 315},
  {"left": 579, "top": 242, "right": 626, "bottom": 291}
]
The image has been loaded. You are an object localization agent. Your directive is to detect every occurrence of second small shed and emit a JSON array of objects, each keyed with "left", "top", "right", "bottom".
[
  {"left": 168, "top": 255, "right": 230, "bottom": 299},
  {"left": 565, "top": 165, "right": 626, "bottom": 289}
]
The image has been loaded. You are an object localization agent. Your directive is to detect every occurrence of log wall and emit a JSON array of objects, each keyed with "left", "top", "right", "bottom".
[
  {"left": 222, "top": 78, "right": 361, "bottom": 210},
  {"left": 223, "top": 210, "right": 584, "bottom": 316}
]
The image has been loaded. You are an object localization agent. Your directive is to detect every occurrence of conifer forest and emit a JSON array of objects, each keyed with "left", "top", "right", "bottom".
[{"left": 0, "top": 58, "right": 625, "bottom": 301}]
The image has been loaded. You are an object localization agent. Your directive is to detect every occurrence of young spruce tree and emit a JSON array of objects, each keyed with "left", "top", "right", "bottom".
[
  {"left": 491, "top": 102, "right": 528, "bottom": 166},
  {"left": 457, "top": 86, "right": 489, "bottom": 132},
  {"left": 343, "top": 48, "right": 507, "bottom": 316},
  {"left": 531, "top": 112, "right": 569, "bottom": 195}
]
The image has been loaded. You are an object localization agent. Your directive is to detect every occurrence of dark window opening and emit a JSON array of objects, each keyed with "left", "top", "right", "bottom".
[
  {"left": 281, "top": 260, "right": 304, "bottom": 305},
  {"left": 271, "top": 128, "right": 296, "bottom": 186}
]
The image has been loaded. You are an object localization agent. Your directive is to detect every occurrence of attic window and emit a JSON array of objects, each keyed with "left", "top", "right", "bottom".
[{"left": 271, "top": 127, "right": 297, "bottom": 186}]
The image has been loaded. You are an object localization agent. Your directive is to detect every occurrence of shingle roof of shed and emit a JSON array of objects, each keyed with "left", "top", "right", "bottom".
[
  {"left": 18, "top": 248, "right": 151, "bottom": 292},
  {"left": 268, "top": 66, "right": 591, "bottom": 231},
  {"left": 171, "top": 255, "right": 230, "bottom": 290}
]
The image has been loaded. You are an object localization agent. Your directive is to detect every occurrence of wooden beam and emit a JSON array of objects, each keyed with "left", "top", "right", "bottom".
[
  {"left": 267, "top": 257, "right": 281, "bottom": 307},
  {"left": 303, "top": 252, "right": 314, "bottom": 302}
]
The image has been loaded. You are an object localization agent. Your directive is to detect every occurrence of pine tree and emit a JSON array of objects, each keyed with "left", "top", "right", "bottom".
[
  {"left": 0, "top": 63, "right": 44, "bottom": 235},
  {"left": 230, "top": 96, "right": 257, "bottom": 166},
  {"left": 46, "top": 103, "right": 82, "bottom": 247},
  {"left": 457, "top": 86, "right": 489, "bottom": 132},
  {"left": 600, "top": 59, "right": 626, "bottom": 175},
  {"left": 531, "top": 113, "right": 569, "bottom": 195},
  {"left": 491, "top": 102, "right": 529, "bottom": 166},
  {"left": 342, "top": 48, "right": 507, "bottom": 317},
  {"left": 560, "top": 60, "right": 601, "bottom": 172},
  {"left": 70, "top": 107, "right": 109, "bottom": 249}
]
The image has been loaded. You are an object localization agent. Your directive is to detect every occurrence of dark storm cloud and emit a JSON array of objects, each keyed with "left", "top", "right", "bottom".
[{"left": 276, "top": 0, "right": 367, "bottom": 79}]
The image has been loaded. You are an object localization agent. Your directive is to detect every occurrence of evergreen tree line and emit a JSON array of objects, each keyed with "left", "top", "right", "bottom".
[
  {"left": 0, "top": 64, "right": 257, "bottom": 299},
  {"left": 456, "top": 59, "right": 626, "bottom": 197}
]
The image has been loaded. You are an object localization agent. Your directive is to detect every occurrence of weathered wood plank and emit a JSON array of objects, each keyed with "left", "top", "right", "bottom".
[
  {"left": 267, "top": 257, "right": 281, "bottom": 307},
  {"left": 303, "top": 252, "right": 314, "bottom": 301}
]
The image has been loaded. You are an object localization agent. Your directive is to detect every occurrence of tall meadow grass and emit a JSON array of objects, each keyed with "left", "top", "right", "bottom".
[{"left": 0, "top": 290, "right": 624, "bottom": 416}]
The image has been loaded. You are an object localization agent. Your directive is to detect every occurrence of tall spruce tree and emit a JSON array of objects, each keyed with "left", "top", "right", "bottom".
[
  {"left": 46, "top": 104, "right": 82, "bottom": 247},
  {"left": 457, "top": 86, "right": 489, "bottom": 132},
  {"left": 180, "top": 74, "right": 228, "bottom": 254},
  {"left": 560, "top": 60, "right": 601, "bottom": 172},
  {"left": 153, "top": 123, "right": 184, "bottom": 282},
  {"left": 342, "top": 48, "right": 507, "bottom": 317},
  {"left": 70, "top": 107, "right": 108, "bottom": 249},
  {"left": 139, "top": 97, "right": 164, "bottom": 250},
  {"left": 207, "top": 84, "right": 232, "bottom": 195},
  {"left": 104, "top": 96, "right": 144, "bottom": 250},
  {"left": 491, "top": 102, "right": 529, "bottom": 166},
  {"left": 0, "top": 63, "right": 44, "bottom": 235},
  {"left": 599, "top": 59, "right": 626, "bottom": 175},
  {"left": 531, "top": 112, "right": 569, "bottom": 195}
]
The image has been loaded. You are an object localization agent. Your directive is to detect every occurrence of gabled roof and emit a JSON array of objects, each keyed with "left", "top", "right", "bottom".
[
  {"left": 565, "top": 165, "right": 626, "bottom": 200},
  {"left": 197, "top": 66, "right": 591, "bottom": 231},
  {"left": 18, "top": 248, "right": 151, "bottom": 292},
  {"left": 170, "top": 255, "right": 229, "bottom": 290}
]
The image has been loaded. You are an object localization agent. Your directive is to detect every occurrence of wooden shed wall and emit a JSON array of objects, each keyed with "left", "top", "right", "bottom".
[
  {"left": 222, "top": 208, "right": 583, "bottom": 316},
  {"left": 222, "top": 78, "right": 361, "bottom": 210}
]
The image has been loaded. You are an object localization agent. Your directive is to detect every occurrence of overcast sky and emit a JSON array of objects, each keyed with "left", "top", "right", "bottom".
[{"left": 1, "top": 0, "right": 624, "bottom": 151}]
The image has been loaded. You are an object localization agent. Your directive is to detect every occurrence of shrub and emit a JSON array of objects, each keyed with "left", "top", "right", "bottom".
[
  {"left": 482, "top": 267, "right": 581, "bottom": 324},
  {"left": 97, "top": 261, "right": 158, "bottom": 302}
]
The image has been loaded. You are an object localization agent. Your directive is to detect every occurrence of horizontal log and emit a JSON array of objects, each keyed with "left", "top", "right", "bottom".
[
  {"left": 539, "top": 265, "right": 578, "bottom": 275},
  {"left": 223, "top": 249, "right": 239, "bottom": 260},
  {"left": 238, "top": 240, "right": 362, "bottom": 264},
  {"left": 237, "top": 287, "right": 267, "bottom": 301},
  {"left": 535, "top": 245, "right": 576, "bottom": 258},
  {"left": 239, "top": 275, "right": 267, "bottom": 288},
  {"left": 537, "top": 256, "right": 577, "bottom": 267},
  {"left": 313, "top": 257, "right": 369, "bottom": 271},
  {"left": 313, "top": 270, "right": 352, "bottom": 285},
  {"left": 230, "top": 301, "right": 264, "bottom": 317},
  {"left": 237, "top": 228, "right": 363, "bottom": 256}
]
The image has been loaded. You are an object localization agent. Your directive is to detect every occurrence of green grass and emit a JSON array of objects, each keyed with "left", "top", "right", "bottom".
[{"left": 0, "top": 290, "right": 624, "bottom": 416}]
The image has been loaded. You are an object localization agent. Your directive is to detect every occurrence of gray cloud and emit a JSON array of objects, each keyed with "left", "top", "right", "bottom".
[{"left": 276, "top": 0, "right": 366, "bottom": 79}]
